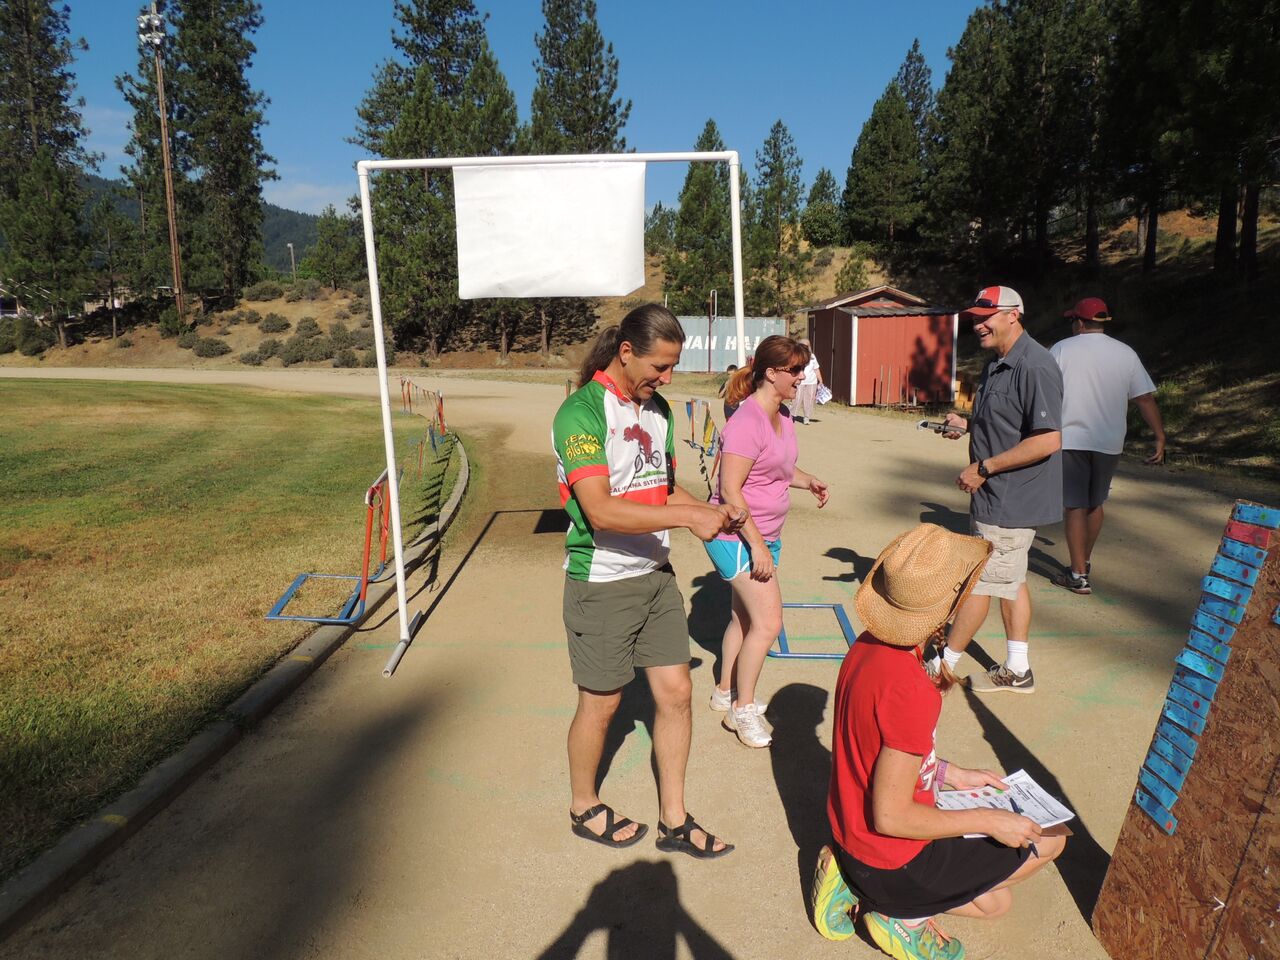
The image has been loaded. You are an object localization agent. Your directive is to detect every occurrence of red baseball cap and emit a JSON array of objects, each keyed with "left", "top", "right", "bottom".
[
  {"left": 963, "top": 285, "right": 1024, "bottom": 317},
  {"left": 1064, "top": 297, "right": 1112, "bottom": 321}
]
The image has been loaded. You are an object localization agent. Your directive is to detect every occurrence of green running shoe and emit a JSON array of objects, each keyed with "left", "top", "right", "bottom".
[
  {"left": 810, "top": 845, "right": 857, "bottom": 941},
  {"left": 864, "top": 912, "right": 965, "bottom": 960}
]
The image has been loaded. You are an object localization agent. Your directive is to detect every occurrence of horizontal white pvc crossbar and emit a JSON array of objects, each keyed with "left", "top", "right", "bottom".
[{"left": 357, "top": 151, "right": 747, "bottom": 668}]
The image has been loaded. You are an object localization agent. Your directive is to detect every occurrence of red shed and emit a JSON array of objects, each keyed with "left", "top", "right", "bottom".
[{"left": 805, "top": 286, "right": 958, "bottom": 406}]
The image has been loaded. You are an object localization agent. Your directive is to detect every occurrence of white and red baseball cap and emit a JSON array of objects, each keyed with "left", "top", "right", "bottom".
[{"left": 963, "top": 285, "right": 1024, "bottom": 317}]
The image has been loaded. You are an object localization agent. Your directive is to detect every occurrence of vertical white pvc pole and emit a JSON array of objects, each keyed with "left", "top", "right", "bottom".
[
  {"left": 357, "top": 164, "right": 412, "bottom": 659},
  {"left": 727, "top": 152, "right": 747, "bottom": 366}
]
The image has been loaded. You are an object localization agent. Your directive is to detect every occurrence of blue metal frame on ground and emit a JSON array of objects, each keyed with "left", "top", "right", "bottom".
[
  {"left": 768, "top": 602, "right": 858, "bottom": 660},
  {"left": 265, "top": 568, "right": 388, "bottom": 626}
]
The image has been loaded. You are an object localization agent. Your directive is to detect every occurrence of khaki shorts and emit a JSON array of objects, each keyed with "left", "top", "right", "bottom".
[
  {"left": 563, "top": 566, "right": 690, "bottom": 691},
  {"left": 970, "top": 520, "right": 1036, "bottom": 601}
]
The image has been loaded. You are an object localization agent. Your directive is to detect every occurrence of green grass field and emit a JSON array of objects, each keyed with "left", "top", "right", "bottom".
[{"left": 0, "top": 380, "right": 455, "bottom": 879}]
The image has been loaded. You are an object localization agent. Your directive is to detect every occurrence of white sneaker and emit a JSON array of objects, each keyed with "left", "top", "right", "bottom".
[
  {"left": 723, "top": 702, "right": 772, "bottom": 748},
  {"left": 709, "top": 687, "right": 769, "bottom": 714}
]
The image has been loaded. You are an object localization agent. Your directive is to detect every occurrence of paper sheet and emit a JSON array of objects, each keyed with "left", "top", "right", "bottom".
[
  {"left": 453, "top": 162, "right": 645, "bottom": 299},
  {"left": 935, "top": 769, "right": 1075, "bottom": 831}
]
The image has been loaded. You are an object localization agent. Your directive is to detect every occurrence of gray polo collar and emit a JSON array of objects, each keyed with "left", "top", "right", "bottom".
[{"left": 993, "top": 331, "right": 1032, "bottom": 370}]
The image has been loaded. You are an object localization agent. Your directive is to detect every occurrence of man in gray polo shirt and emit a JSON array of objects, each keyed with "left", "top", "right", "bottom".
[{"left": 937, "top": 285, "right": 1063, "bottom": 693}]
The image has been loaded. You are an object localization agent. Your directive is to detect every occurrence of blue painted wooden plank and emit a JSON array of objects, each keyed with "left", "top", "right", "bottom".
[
  {"left": 1157, "top": 720, "right": 1199, "bottom": 759},
  {"left": 1198, "top": 595, "right": 1246, "bottom": 625},
  {"left": 1186, "top": 630, "right": 1232, "bottom": 665},
  {"left": 1175, "top": 649, "right": 1224, "bottom": 683},
  {"left": 1163, "top": 700, "right": 1207, "bottom": 736},
  {"left": 1136, "top": 788, "right": 1178, "bottom": 835},
  {"left": 1152, "top": 735, "right": 1193, "bottom": 776},
  {"left": 1139, "top": 768, "right": 1180, "bottom": 810},
  {"left": 1233, "top": 503, "right": 1280, "bottom": 528},
  {"left": 1211, "top": 554, "right": 1260, "bottom": 586},
  {"left": 1202, "top": 575, "right": 1252, "bottom": 606},
  {"left": 1219, "top": 537, "right": 1268, "bottom": 569},
  {"left": 1173, "top": 666, "right": 1219, "bottom": 701},
  {"left": 1144, "top": 751, "right": 1188, "bottom": 792},
  {"left": 1167, "top": 681, "right": 1212, "bottom": 720},
  {"left": 1191, "top": 609, "right": 1237, "bottom": 641}
]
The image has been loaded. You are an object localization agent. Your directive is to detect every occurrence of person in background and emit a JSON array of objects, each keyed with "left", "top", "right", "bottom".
[
  {"left": 717, "top": 363, "right": 740, "bottom": 420},
  {"left": 553, "top": 303, "right": 745, "bottom": 859},
  {"left": 813, "top": 523, "right": 1066, "bottom": 960},
  {"left": 705, "top": 335, "right": 829, "bottom": 748},
  {"left": 793, "top": 338, "right": 824, "bottom": 424},
  {"left": 1049, "top": 297, "right": 1165, "bottom": 595}
]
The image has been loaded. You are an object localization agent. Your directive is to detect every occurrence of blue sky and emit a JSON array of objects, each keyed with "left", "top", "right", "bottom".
[{"left": 68, "top": 1, "right": 976, "bottom": 216}]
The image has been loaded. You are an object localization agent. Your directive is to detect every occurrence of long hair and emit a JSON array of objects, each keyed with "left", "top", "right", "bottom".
[
  {"left": 723, "top": 335, "right": 810, "bottom": 406},
  {"left": 927, "top": 631, "right": 960, "bottom": 693},
  {"left": 577, "top": 303, "right": 686, "bottom": 388}
]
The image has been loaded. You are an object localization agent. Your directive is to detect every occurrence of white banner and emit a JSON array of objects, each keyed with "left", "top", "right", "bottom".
[{"left": 453, "top": 161, "right": 645, "bottom": 299}]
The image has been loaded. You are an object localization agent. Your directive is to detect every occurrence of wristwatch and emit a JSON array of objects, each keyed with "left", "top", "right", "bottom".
[{"left": 977, "top": 460, "right": 991, "bottom": 478}]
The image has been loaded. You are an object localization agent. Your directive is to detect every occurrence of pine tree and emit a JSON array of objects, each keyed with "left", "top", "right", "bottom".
[
  {"left": 664, "top": 119, "right": 733, "bottom": 315},
  {"left": 352, "top": 0, "right": 489, "bottom": 156},
  {"left": 530, "top": 0, "right": 631, "bottom": 153},
  {"left": 895, "top": 39, "right": 936, "bottom": 163},
  {"left": 89, "top": 196, "right": 136, "bottom": 340},
  {"left": 171, "top": 0, "right": 275, "bottom": 305},
  {"left": 0, "top": 147, "right": 89, "bottom": 349},
  {"left": 301, "top": 205, "right": 363, "bottom": 291},
  {"left": 834, "top": 245, "right": 870, "bottom": 296},
  {"left": 526, "top": 0, "right": 631, "bottom": 353},
  {"left": 360, "top": 3, "right": 517, "bottom": 355},
  {"left": 748, "top": 120, "right": 808, "bottom": 317},
  {"left": 801, "top": 167, "right": 841, "bottom": 247},
  {"left": 0, "top": 0, "right": 94, "bottom": 201},
  {"left": 925, "top": 6, "right": 1018, "bottom": 267},
  {"left": 843, "top": 83, "right": 922, "bottom": 249},
  {"left": 644, "top": 202, "right": 676, "bottom": 255}
]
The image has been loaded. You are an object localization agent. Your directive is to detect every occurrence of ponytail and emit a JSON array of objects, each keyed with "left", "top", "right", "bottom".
[
  {"left": 578, "top": 326, "right": 621, "bottom": 388},
  {"left": 724, "top": 361, "right": 756, "bottom": 406}
]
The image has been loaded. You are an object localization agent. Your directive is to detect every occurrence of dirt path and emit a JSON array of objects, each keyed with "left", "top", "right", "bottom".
[{"left": 1, "top": 367, "right": 1269, "bottom": 960}]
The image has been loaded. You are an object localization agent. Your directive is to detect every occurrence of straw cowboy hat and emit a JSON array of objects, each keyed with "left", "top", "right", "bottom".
[{"left": 855, "top": 524, "right": 992, "bottom": 649}]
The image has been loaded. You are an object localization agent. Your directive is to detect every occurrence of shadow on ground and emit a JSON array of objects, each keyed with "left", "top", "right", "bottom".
[
  {"left": 961, "top": 687, "right": 1111, "bottom": 921},
  {"left": 768, "top": 683, "right": 832, "bottom": 925},
  {"left": 535, "top": 860, "right": 735, "bottom": 960}
]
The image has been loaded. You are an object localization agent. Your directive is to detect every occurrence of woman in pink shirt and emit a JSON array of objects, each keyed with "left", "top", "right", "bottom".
[{"left": 705, "top": 336, "right": 829, "bottom": 747}]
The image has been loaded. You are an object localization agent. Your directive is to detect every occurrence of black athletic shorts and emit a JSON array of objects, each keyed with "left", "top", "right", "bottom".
[{"left": 834, "top": 835, "right": 1028, "bottom": 918}]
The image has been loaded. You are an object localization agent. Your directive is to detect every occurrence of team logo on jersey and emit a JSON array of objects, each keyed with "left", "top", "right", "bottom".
[{"left": 563, "top": 433, "right": 602, "bottom": 463}]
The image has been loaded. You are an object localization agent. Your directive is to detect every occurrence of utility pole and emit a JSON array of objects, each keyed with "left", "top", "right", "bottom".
[
  {"left": 138, "top": 5, "right": 186, "bottom": 323},
  {"left": 287, "top": 242, "right": 297, "bottom": 283}
]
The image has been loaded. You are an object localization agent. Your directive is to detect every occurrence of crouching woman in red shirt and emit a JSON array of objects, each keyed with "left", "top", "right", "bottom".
[{"left": 814, "top": 524, "right": 1066, "bottom": 960}]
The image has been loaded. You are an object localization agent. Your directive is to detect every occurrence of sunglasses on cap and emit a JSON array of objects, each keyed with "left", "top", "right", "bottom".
[{"left": 972, "top": 297, "right": 1019, "bottom": 310}]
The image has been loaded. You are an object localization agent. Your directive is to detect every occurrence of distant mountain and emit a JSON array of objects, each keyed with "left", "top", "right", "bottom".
[{"left": 81, "top": 173, "right": 319, "bottom": 274}]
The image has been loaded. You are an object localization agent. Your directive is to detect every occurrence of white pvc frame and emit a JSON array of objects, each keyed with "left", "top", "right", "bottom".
[{"left": 357, "top": 151, "right": 747, "bottom": 674}]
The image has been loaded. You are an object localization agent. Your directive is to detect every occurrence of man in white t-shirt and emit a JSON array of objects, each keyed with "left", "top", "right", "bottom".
[
  {"left": 1049, "top": 297, "right": 1166, "bottom": 595},
  {"left": 794, "top": 338, "right": 823, "bottom": 424}
]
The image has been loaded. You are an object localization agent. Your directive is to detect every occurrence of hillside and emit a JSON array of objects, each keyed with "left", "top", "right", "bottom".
[{"left": 81, "top": 174, "right": 319, "bottom": 273}]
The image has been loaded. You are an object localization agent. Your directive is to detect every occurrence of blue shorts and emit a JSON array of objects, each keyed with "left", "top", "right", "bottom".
[{"left": 704, "top": 537, "right": 781, "bottom": 581}]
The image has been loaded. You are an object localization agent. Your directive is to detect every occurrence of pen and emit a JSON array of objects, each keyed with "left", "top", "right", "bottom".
[{"left": 1009, "top": 799, "right": 1039, "bottom": 858}]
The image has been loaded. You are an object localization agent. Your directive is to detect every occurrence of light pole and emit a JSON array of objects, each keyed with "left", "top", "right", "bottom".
[
  {"left": 138, "top": 5, "right": 186, "bottom": 323},
  {"left": 287, "top": 242, "right": 297, "bottom": 283}
]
